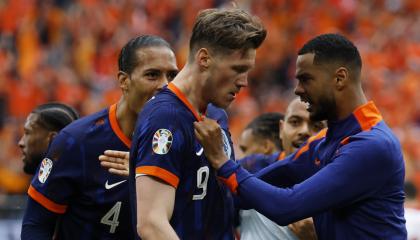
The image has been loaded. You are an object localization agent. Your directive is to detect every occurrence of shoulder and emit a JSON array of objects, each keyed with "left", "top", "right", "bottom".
[
  {"left": 340, "top": 122, "right": 403, "bottom": 165},
  {"left": 60, "top": 107, "right": 109, "bottom": 142}
]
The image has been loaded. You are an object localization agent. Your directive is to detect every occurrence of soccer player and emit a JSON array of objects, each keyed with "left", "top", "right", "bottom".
[
  {"left": 130, "top": 8, "right": 266, "bottom": 240},
  {"left": 238, "top": 100, "right": 324, "bottom": 240},
  {"left": 238, "top": 112, "right": 284, "bottom": 158},
  {"left": 195, "top": 33, "right": 407, "bottom": 239},
  {"left": 21, "top": 35, "right": 178, "bottom": 239},
  {"left": 18, "top": 102, "right": 79, "bottom": 175}
]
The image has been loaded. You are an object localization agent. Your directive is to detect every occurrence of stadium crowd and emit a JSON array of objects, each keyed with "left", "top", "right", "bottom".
[{"left": 0, "top": 0, "right": 419, "bottom": 208}]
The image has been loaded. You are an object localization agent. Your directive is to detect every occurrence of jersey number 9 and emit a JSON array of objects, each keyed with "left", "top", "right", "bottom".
[{"left": 193, "top": 166, "right": 209, "bottom": 200}]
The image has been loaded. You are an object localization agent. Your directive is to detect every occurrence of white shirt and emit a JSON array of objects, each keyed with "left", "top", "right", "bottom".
[
  {"left": 406, "top": 208, "right": 420, "bottom": 240},
  {"left": 239, "top": 209, "right": 298, "bottom": 240}
]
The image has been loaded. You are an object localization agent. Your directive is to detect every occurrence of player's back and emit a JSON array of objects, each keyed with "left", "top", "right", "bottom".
[
  {"left": 130, "top": 84, "right": 235, "bottom": 240},
  {"left": 28, "top": 104, "right": 134, "bottom": 239}
]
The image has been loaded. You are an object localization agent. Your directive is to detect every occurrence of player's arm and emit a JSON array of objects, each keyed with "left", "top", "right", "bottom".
[
  {"left": 136, "top": 176, "right": 179, "bottom": 240},
  {"left": 133, "top": 106, "right": 188, "bottom": 239},
  {"left": 214, "top": 137, "right": 396, "bottom": 225},
  {"left": 254, "top": 130, "right": 327, "bottom": 187},
  {"left": 21, "top": 197, "right": 58, "bottom": 239},
  {"left": 99, "top": 150, "right": 129, "bottom": 177},
  {"left": 21, "top": 131, "right": 82, "bottom": 238},
  {"left": 195, "top": 118, "right": 323, "bottom": 188}
]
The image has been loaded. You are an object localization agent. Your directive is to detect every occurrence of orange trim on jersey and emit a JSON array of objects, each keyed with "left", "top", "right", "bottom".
[
  {"left": 136, "top": 166, "right": 179, "bottom": 188},
  {"left": 293, "top": 128, "right": 327, "bottom": 160},
  {"left": 167, "top": 82, "right": 204, "bottom": 121},
  {"left": 353, "top": 101, "right": 383, "bottom": 131},
  {"left": 28, "top": 185, "right": 67, "bottom": 214},
  {"left": 218, "top": 173, "right": 238, "bottom": 194},
  {"left": 340, "top": 136, "right": 350, "bottom": 146},
  {"left": 277, "top": 151, "right": 286, "bottom": 160},
  {"left": 109, "top": 104, "right": 131, "bottom": 148}
]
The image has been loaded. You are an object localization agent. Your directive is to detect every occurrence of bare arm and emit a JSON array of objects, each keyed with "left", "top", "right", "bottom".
[
  {"left": 136, "top": 175, "right": 179, "bottom": 240},
  {"left": 99, "top": 150, "right": 129, "bottom": 177}
]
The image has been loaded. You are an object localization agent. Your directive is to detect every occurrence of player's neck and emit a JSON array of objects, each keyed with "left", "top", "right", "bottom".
[
  {"left": 115, "top": 98, "right": 136, "bottom": 139},
  {"left": 171, "top": 67, "right": 208, "bottom": 115},
  {"left": 335, "top": 86, "right": 367, "bottom": 121}
]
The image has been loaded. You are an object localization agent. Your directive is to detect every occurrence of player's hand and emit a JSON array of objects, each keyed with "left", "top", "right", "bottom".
[
  {"left": 99, "top": 150, "right": 130, "bottom": 177},
  {"left": 288, "top": 218, "right": 317, "bottom": 240},
  {"left": 194, "top": 117, "right": 228, "bottom": 170}
]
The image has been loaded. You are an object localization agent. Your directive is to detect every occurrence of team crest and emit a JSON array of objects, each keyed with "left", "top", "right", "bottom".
[
  {"left": 152, "top": 129, "right": 173, "bottom": 155},
  {"left": 38, "top": 158, "right": 53, "bottom": 183},
  {"left": 221, "top": 130, "right": 232, "bottom": 159}
]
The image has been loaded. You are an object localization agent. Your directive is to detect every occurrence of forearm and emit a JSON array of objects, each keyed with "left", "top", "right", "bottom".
[
  {"left": 21, "top": 197, "right": 58, "bottom": 239},
  {"left": 137, "top": 217, "right": 179, "bottom": 240},
  {"left": 218, "top": 161, "right": 327, "bottom": 226}
]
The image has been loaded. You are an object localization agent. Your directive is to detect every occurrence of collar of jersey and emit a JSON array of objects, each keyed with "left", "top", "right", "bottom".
[
  {"left": 167, "top": 82, "right": 206, "bottom": 121},
  {"left": 327, "top": 101, "right": 383, "bottom": 140},
  {"left": 109, "top": 103, "right": 131, "bottom": 148}
]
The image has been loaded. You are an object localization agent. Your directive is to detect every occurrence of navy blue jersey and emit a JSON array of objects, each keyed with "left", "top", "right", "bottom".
[
  {"left": 129, "top": 83, "right": 235, "bottom": 240},
  {"left": 217, "top": 102, "right": 407, "bottom": 239},
  {"left": 239, "top": 152, "right": 285, "bottom": 174},
  {"left": 26, "top": 104, "right": 134, "bottom": 239}
]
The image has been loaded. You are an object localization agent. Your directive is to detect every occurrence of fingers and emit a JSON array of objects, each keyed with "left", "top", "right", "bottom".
[
  {"left": 103, "top": 150, "right": 130, "bottom": 160},
  {"left": 193, "top": 118, "right": 221, "bottom": 136},
  {"left": 108, "top": 168, "right": 129, "bottom": 177},
  {"left": 99, "top": 154, "right": 127, "bottom": 165},
  {"left": 100, "top": 160, "right": 127, "bottom": 170}
]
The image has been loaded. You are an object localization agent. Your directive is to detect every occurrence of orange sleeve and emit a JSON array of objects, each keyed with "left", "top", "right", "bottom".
[
  {"left": 27, "top": 185, "right": 67, "bottom": 214},
  {"left": 136, "top": 166, "right": 179, "bottom": 188}
]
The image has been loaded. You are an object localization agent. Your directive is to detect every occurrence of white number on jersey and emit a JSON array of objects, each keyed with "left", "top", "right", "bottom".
[
  {"left": 193, "top": 166, "right": 210, "bottom": 200},
  {"left": 101, "top": 201, "right": 121, "bottom": 233}
]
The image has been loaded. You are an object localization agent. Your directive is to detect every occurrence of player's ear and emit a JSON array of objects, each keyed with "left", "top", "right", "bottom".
[
  {"left": 196, "top": 48, "right": 210, "bottom": 71},
  {"left": 279, "top": 119, "right": 284, "bottom": 143},
  {"left": 279, "top": 119, "right": 284, "bottom": 132},
  {"left": 47, "top": 131, "right": 58, "bottom": 144},
  {"left": 118, "top": 71, "right": 130, "bottom": 93},
  {"left": 335, "top": 67, "right": 348, "bottom": 91},
  {"left": 262, "top": 139, "right": 276, "bottom": 155}
]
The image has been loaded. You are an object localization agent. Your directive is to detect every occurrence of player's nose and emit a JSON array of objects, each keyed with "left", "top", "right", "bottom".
[
  {"left": 236, "top": 74, "right": 248, "bottom": 88},
  {"left": 297, "top": 123, "right": 311, "bottom": 139},
  {"left": 18, "top": 136, "right": 25, "bottom": 149},
  {"left": 294, "top": 82, "right": 305, "bottom": 97},
  {"left": 157, "top": 78, "right": 168, "bottom": 91}
]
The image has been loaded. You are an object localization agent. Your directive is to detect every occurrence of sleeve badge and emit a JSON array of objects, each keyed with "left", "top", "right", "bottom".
[
  {"left": 152, "top": 129, "right": 173, "bottom": 155},
  {"left": 38, "top": 158, "right": 53, "bottom": 183}
]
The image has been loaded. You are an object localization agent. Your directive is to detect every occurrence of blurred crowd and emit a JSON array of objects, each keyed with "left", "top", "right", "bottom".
[{"left": 0, "top": 0, "right": 419, "bottom": 204}]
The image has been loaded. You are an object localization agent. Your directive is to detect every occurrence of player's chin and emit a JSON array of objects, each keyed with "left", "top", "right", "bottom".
[{"left": 212, "top": 98, "right": 233, "bottom": 109}]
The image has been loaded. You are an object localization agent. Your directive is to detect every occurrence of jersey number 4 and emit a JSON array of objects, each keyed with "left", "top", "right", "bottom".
[
  {"left": 193, "top": 166, "right": 209, "bottom": 200},
  {"left": 101, "top": 201, "right": 121, "bottom": 233}
]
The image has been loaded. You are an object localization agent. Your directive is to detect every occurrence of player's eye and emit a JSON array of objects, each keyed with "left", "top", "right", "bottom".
[
  {"left": 288, "top": 118, "right": 300, "bottom": 127},
  {"left": 167, "top": 71, "right": 178, "bottom": 81},
  {"left": 145, "top": 71, "right": 160, "bottom": 79},
  {"left": 232, "top": 66, "right": 248, "bottom": 74}
]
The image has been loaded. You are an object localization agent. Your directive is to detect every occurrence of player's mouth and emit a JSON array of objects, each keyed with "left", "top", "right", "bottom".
[
  {"left": 21, "top": 152, "right": 27, "bottom": 162},
  {"left": 300, "top": 97, "right": 313, "bottom": 112},
  {"left": 228, "top": 92, "right": 237, "bottom": 100},
  {"left": 293, "top": 139, "right": 307, "bottom": 148}
]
